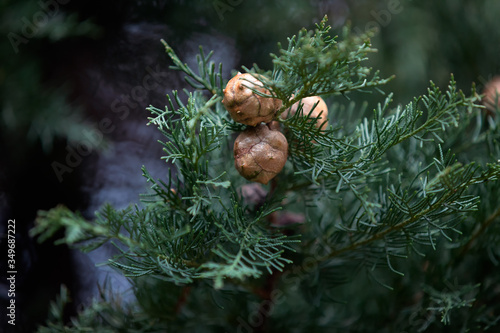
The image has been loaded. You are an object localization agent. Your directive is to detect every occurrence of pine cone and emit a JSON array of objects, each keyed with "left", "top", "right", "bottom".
[
  {"left": 483, "top": 76, "right": 500, "bottom": 114},
  {"left": 222, "top": 73, "right": 282, "bottom": 126},
  {"left": 234, "top": 123, "right": 288, "bottom": 184},
  {"left": 281, "top": 95, "right": 329, "bottom": 130}
]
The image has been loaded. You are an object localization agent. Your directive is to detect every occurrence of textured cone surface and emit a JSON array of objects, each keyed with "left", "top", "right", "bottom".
[
  {"left": 483, "top": 76, "right": 500, "bottom": 113},
  {"left": 234, "top": 123, "right": 288, "bottom": 184},
  {"left": 222, "top": 73, "right": 282, "bottom": 126},
  {"left": 281, "top": 95, "right": 329, "bottom": 130}
]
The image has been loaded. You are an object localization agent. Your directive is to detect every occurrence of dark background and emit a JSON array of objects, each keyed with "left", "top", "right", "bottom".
[{"left": 1, "top": 0, "right": 500, "bottom": 331}]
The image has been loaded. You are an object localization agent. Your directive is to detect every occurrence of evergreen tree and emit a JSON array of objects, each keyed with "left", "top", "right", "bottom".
[{"left": 32, "top": 15, "right": 500, "bottom": 333}]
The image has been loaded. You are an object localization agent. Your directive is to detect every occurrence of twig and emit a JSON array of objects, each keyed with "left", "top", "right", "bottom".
[{"left": 459, "top": 206, "right": 500, "bottom": 258}]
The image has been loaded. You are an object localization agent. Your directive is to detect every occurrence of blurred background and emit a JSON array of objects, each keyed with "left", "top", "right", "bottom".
[{"left": 1, "top": 0, "right": 500, "bottom": 331}]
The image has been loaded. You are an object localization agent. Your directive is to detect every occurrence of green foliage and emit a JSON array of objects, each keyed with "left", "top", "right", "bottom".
[
  {"left": 38, "top": 284, "right": 171, "bottom": 333},
  {"left": 423, "top": 283, "right": 479, "bottom": 326},
  {"left": 0, "top": 0, "right": 101, "bottom": 152},
  {"left": 33, "top": 16, "right": 500, "bottom": 332},
  {"left": 270, "top": 20, "right": 391, "bottom": 102}
]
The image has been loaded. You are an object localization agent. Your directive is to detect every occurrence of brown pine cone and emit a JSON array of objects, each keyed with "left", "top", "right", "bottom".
[
  {"left": 483, "top": 76, "right": 500, "bottom": 115},
  {"left": 222, "top": 73, "right": 282, "bottom": 126},
  {"left": 233, "top": 123, "right": 288, "bottom": 184},
  {"left": 281, "top": 95, "right": 329, "bottom": 130}
]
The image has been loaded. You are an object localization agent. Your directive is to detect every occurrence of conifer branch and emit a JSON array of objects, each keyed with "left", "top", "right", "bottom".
[
  {"left": 270, "top": 16, "right": 394, "bottom": 112},
  {"left": 459, "top": 205, "right": 500, "bottom": 257},
  {"left": 162, "top": 40, "right": 224, "bottom": 96},
  {"left": 311, "top": 162, "right": 500, "bottom": 266},
  {"left": 31, "top": 13, "right": 500, "bottom": 332}
]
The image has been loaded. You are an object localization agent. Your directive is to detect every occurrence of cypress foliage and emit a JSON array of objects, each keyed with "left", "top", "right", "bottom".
[{"left": 33, "top": 15, "right": 500, "bottom": 333}]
